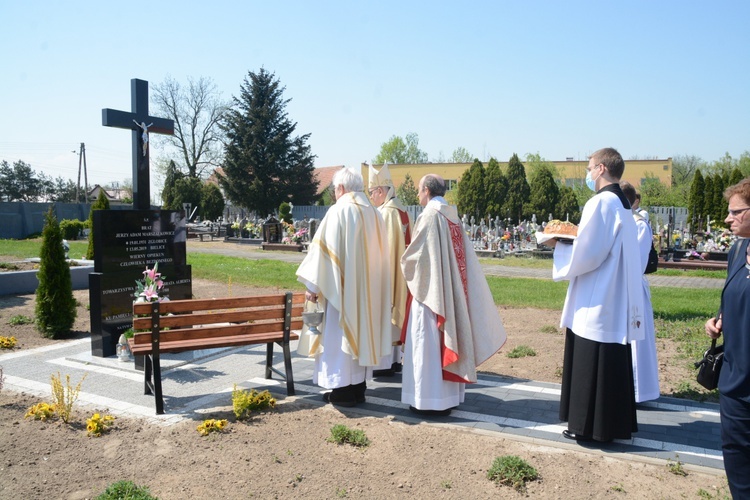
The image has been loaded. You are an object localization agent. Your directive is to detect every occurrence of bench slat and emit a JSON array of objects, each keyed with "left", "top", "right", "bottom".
[
  {"left": 132, "top": 305, "right": 304, "bottom": 330},
  {"left": 133, "top": 293, "right": 304, "bottom": 315},
  {"left": 130, "top": 319, "right": 304, "bottom": 345},
  {"left": 129, "top": 331, "right": 300, "bottom": 355}
]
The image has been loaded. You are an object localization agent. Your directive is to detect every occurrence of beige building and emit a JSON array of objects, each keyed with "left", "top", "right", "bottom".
[{"left": 361, "top": 158, "right": 672, "bottom": 191}]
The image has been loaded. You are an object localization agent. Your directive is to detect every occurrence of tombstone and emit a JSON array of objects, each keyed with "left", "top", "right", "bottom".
[
  {"left": 91, "top": 78, "right": 191, "bottom": 358},
  {"left": 309, "top": 218, "right": 319, "bottom": 240},
  {"left": 263, "top": 216, "right": 282, "bottom": 243},
  {"left": 300, "top": 216, "right": 311, "bottom": 241},
  {"left": 240, "top": 217, "right": 248, "bottom": 238},
  {"left": 89, "top": 210, "right": 192, "bottom": 357}
]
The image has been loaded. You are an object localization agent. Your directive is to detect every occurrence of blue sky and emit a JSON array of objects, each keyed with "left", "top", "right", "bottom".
[{"left": 1, "top": 1, "right": 748, "bottom": 202}]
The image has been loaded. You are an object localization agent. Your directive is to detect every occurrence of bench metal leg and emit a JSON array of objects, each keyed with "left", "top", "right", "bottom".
[
  {"left": 152, "top": 352, "right": 165, "bottom": 414},
  {"left": 282, "top": 341, "right": 295, "bottom": 396},
  {"left": 144, "top": 354, "right": 153, "bottom": 395},
  {"left": 265, "top": 342, "right": 274, "bottom": 379}
]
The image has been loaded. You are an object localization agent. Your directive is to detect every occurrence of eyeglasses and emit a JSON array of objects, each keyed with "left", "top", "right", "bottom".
[
  {"left": 587, "top": 163, "right": 603, "bottom": 172},
  {"left": 728, "top": 207, "right": 750, "bottom": 217},
  {"left": 368, "top": 188, "right": 379, "bottom": 196}
]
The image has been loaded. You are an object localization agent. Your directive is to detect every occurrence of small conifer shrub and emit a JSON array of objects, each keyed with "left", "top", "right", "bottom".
[{"left": 35, "top": 207, "right": 77, "bottom": 338}]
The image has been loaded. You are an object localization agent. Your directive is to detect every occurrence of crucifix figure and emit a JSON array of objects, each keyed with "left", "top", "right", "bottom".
[
  {"left": 133, "top": 120, "right": 154, "bottom": 156},
  {"left": 102, "top": 79, "right": 174, "bottom": 210}
]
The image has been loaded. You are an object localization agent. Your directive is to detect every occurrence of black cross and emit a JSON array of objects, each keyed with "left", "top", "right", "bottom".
[{"left": 102, "top": 79, "right": 174, "bottom": 210}]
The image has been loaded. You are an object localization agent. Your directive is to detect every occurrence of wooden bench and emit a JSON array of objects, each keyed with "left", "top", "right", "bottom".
[{"left": 131, "top": 292, "right": 304, "bottom": 414}]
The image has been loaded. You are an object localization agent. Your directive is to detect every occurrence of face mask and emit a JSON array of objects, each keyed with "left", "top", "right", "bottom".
[{"left": 585, "top": 168, "right": 598, "bottom": 192}]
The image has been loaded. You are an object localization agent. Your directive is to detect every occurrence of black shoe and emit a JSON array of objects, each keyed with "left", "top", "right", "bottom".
[
  {"left": 391, "top": 362, "right": 402, "bottom": 373},
  {"left": 562, "top": 430, "right": 593, "bottom": 442},
  {"left": 373, "top": 368, "right": 395, "bottom": 377},
  {"left": 352, "top": 381, "right": 366, "bottom": 403},
  {"left": 322, "top": 387, "right": 357, "bottom": 407},
  {"left": 409, "top": 405, "right": 451, "bottom": 417}
]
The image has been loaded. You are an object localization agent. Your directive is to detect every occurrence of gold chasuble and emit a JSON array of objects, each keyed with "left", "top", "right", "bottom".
[
  {"left": 296, "top": 192, "right": 392, "bottom": 366},
  {"left": 378, "top": 196, "right": 413, "bottom": 344},
  {"left": 401, "top": 199, "right": 507, "bottom": 382}
]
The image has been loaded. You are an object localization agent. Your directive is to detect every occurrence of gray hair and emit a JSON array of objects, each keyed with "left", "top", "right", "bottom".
[
  {"left": 423, "top": 174, "right": 446, "bottom": 197},
  {"left": 332, "top": 167, "right": 364, "bottom": 193}
]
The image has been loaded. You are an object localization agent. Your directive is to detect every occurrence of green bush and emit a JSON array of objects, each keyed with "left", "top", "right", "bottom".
[
  {"left": 86, "top": 190, "right": 110, "bottom": 260},
  {"left": 279, "top": 202, "right": 293, "bottom": 223},
  {"left": 327, "top": 424, "right": 370, "bottom": 447},
  {"left": 95, "top": 480, "right": 157, "bottom": 500},
  {"left": 9, "top": 315, "right": 33, "bottom": 326},
  {"left": 59, "top": 219, "right": 87, "bottom": 240},
  {"left": 487, "top": 455, "right": 538, "bottom": 491},
  {"left": 35, "top": 207, "right": 77, "bottom": 338},
  {"left": 507, "top": 345, "right": 537, "bottom": 358}
]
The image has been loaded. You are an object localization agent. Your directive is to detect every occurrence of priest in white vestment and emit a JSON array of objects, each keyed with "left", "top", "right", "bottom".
[
  {"left": 400, "top": 174, "right": 507, "bottom": 416},
  {"left": 368, "top": 163, "right": 413, "bottom": 377},
  {"left": 621, "top": 181, "right": 660, "bottom": 403},
  {"left": 296, "top": 167, "right": 392, "bottom": 407},
  {"left": 543, "top": 148, "right": 645, "bottom": 443}
]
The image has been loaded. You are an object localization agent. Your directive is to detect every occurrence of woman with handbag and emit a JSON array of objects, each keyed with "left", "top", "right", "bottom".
[{"left": 705, "top": 177, "right": 750, "bottom": 499}]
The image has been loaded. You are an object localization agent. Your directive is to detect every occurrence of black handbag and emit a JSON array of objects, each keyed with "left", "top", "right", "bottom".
[
  {"left": 644, "top": 243, "right": 658, "bottom": 274},
  {"left": 695, "top": 338, "right": 724, "bottom": 390}
]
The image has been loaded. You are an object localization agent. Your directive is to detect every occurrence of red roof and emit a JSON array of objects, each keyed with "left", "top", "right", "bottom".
[
  {"left": 313, "top": 166, "right": 344, "bottom": 196},
  {"left": 212, "top": 165, "right": 342, "bottom": 197}
]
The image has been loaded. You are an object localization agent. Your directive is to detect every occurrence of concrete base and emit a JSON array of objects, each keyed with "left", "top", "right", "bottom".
[
  {"left": 262, "top": 243, "right": 304, "bottom": 252},
  {"left": 0, "top": 260, "right": 93, "bottom": 296}
]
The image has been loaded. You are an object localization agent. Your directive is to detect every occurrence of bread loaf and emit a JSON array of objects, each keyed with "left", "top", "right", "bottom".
[{"left": 543, "top": 220, "right": 578, "bottom": 237}]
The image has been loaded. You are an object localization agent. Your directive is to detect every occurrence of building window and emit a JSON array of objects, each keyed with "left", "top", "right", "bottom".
[
  {"left": 663, "top": 164, "right": 669, "bottom": 170},
  {"left": 446, "top": 179, "right": 457, "bottom": 191}
]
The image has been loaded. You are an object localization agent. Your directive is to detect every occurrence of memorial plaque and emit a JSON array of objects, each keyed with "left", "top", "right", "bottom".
[{"left": 89, "top": 209, "right": 192, "bottom": 357}]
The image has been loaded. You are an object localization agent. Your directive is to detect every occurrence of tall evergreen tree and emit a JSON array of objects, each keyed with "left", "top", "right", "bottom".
[
  {"left": 484, "top": 158, "right": 507, "bottom": 218},
  {"left": 172, "top": 176, "right": 203, "bottom": 218},
  {"left": 688, "top": 169, "right": 705, "bottom": 231},
  {"left": 503, "top": 153, "right": 530, "bottom": 223},
  {"left": 201, "top": 182, "right": 225, "bottom": 221},
  {"left": 729, "top": 168, "right": 744, "bottom": 188},
  {"left": 702, "top": 175, "right": 714, "bottom": 228},
  {"left": 161, "top": 160, "right": 184, "bottom": 209},
  {"left": 527, "top": 165, "right": 560, "bottom": 221},
  {"left": 712, "top": 174, "right": 726, "bottom": 226},
  {"left": 456, "top": 159, "right": 486, "bottom": 219},
  {"left": 556, "top": 185, "right": 582, "bottom": 224},
  {"left": 36, "top": 207, "right": 77, "bottom": 338},
  {"left": 396, "top": 173, "right": 419, "bottom": 206},
  {"left": 220, "top": 68, "right": 318, "bottom": 216},
  {"left": 86, "top": 190, "right": 110, "bottom": 260}
]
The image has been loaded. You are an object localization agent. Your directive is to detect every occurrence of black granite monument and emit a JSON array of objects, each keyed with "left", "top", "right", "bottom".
[{"left": 90, "top": 78, "right": 192, "bottom": 357}]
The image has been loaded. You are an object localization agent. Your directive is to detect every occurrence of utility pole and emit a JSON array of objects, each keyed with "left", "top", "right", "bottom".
[{"left": 75, "top": 142, "right": 88, "bottom": 203}]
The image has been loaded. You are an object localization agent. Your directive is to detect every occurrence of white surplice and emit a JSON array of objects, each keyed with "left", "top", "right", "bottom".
[
  {"left": 631, "top": 213, "right": 660, "bottom": 402},
  {"left": 553, "top": 191, "right": 645, "bottom": 345}
]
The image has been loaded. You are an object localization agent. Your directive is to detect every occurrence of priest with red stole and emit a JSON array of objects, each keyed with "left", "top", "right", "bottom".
[{"left": 400, "top": 174, "right": 507, "bottom": 416}]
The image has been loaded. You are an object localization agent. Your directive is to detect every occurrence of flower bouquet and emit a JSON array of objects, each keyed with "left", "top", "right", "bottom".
[{"left": 135, "top": 262, "right": 169, "bottom": 304}]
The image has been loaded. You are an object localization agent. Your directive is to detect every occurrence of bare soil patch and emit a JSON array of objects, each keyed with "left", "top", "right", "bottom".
[{"left": 0, "top": 279, "right": 728, "bottom": 499}]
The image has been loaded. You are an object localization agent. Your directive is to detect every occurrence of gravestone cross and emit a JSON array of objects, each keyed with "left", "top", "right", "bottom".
[{"left": 102, "top": 78, "right": 174, "bottom": 210}]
